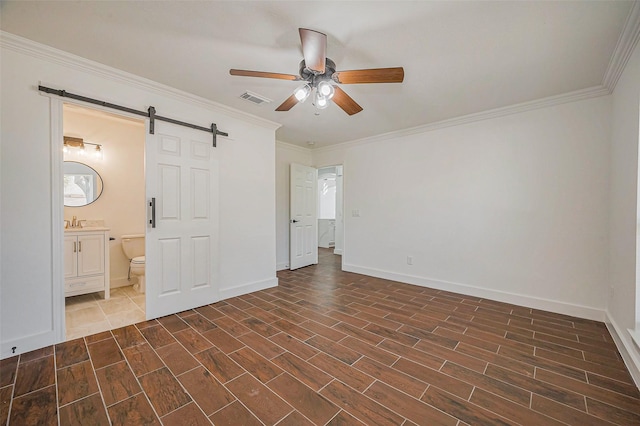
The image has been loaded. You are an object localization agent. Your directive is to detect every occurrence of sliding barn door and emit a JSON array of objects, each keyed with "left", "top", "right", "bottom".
[{"left": 145, "top": 121, "right": 219, "bottom": 319}]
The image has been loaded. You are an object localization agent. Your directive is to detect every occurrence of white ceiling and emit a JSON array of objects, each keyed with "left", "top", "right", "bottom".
[{"left": 0, "top": 1, "right": 635, "bottom": 148}]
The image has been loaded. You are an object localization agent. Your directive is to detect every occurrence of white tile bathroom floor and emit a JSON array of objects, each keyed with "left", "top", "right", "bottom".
[{"left": 65, "top": 285, "right": 145, "bottom": 340}]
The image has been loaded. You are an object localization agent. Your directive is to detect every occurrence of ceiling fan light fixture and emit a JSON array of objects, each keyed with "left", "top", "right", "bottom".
[
  {"left": 294, "top": 84, "right": 311, "bottom": 102},
  {"left": 315, "top": 92, "right": 329, "bottom": 109},
  {"left": 317, "top": 81, "right": 335, "bottom": 100}
]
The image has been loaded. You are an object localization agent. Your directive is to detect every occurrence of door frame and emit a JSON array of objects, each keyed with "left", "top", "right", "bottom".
[{"left": 49, "top": 96, "right": 149, "bottom": 343}]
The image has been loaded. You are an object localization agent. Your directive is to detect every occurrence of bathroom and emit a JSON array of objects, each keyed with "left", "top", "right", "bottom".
[
  {"left": 317, "top": 165, "right": 343, "bottom": 255},
  {"left": 62, "top": 103, "right": 147, "bottom": 340}
]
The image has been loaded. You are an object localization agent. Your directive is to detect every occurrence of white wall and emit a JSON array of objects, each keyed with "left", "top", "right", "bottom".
[
  {"left": 64, "top": 107, "right": 146, "bottom": 288},
  {"left": 0, "top": 33, "right": 279, "bottom": 358},
  {"left": 275, "top": 141, "right": 312, "bottom": 270},
  {"left": 607, "top": 37, "right": 640, "bottom": 384},
  {"left": 312, "top": 96, "right": 611, "bottom": 319}
]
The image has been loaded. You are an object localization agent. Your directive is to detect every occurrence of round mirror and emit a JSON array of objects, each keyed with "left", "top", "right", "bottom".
[{"left": 63, "top": 161, "right": 104, "bottom": 207}]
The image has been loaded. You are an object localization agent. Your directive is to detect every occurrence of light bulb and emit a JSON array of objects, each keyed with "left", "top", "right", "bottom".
[
  {"left": 94, "top": 145, "right": 103, "bottom": 159},
  {"left": 78, "top": 146, "right": 86, "bottom": 156},
  {"left": 315, "top": 93, "right": 329, "bottom": 109},
  {"left": 63, "top": 144, "right": 69, "bottom": 154},
  {"left": 294, "top": 84, "right": 311, "bottom": 102},
  {"left": 317, "top": 81, "right": 335, "bottom": 100}
]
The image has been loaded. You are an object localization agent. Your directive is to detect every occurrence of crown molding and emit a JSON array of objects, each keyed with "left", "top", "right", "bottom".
[
  {"left": 313, "top": 85, "right": 610, "bottom": 154},
  {"left": 602, "top": 1, "right": 640, "bottom": 91},
  {"left": 276, "top": 140, "right": 312, "bottom": 155},
  {"left": 0, "top": 31, "right": 281, "bottom": 132}
]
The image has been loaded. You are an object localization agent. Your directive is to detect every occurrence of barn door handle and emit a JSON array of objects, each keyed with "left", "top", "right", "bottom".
[{"left": 149, "top": 198, "right": 156, "bottom": 228}]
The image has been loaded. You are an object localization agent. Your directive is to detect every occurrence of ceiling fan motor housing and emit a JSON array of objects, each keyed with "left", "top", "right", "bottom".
[{"left": 300, "top": 59, "right": 336, "bottom": 87}]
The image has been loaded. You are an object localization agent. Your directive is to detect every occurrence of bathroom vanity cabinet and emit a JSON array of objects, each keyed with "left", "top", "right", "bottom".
[{"left": 64, "top": 228, "right": 110, "bottom": 299}]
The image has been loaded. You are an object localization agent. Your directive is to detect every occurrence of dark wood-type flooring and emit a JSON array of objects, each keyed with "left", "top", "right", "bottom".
[{"left": 1, "top": 249, "right": 639, "bottom": 425}]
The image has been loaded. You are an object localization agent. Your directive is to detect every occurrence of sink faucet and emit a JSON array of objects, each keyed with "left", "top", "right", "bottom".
[{"left": 71, "top": 216, "right": 77, "bottom": 228}]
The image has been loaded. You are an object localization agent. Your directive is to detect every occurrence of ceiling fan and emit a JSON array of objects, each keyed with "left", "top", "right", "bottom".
[{"left": 230, "top": 28, "right": 404, "bottom": 115}]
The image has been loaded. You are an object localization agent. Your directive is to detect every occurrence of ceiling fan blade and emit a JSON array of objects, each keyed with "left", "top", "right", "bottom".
[
  {"left": 332, "top": 86, "right": 363, "bottom": 116},
  {"left": 275, "top": 94, "right": 300, "bottom": 111},
  {"left": 299, "top": 28, "right": 326, "bottom": 74},
  {"left": 230, "top": 69, "right": 299, "bottom": 81},
  {"left": 333, "top": 67, "right": 405, "bottom": 84}
]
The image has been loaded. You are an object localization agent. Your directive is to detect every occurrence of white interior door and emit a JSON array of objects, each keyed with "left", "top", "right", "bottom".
[
  {"left": 290, "top": 163, "right": 318, "bottom": 270},
  {"left": 145, "top": 121, "right": 219, "bottom": 319}
]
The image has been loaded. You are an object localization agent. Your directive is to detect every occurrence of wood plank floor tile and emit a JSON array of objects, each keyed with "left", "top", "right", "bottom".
[
  {"left": 58, "top": 392, "right": 109, "bottom": 426},
  {"left": 320, "top": 380, "right": 404, "bottom": 426},
  {"left": 469, "top": 388, "right": 564, "bottom": 425},
  {"left": 208, "top": 400, "right": 262, "bottom": 426},
  {"left": 201, "top": 327, "right": 245, "bottom": 354},
  {"left": 87, "top": 338, "right": 124, "bottom": 369},
  {"left": 421, "top": 386, "right": 512, "bottom": 426},
  {"left": 277, "top": 410, "right": 315, "bottom": 426},
  {"left": 194, "top": 347, "right": 244, "bottom": 383},
  {"left": 307, "top": 352, "right": 375, "bottom": 392},
  {"left": 173, "top": 328, "right": 214, "bottom": 354},
  {"left": 393, "top": 357, "right": 473, "bottom": 400},
  {"left": 0, "top": 356, "right": 18, "bottom": 387},
  {"left": 238, "top": 331, "right": 285, "bottom": 359},
  {"left": 182, "top": 313, "right": 217, "bottom": 334},
  {"left": 271, "top": 352, "right": 332, "bottom": 391},
  {"left": 485, "top": 364, "right": 586, "bottom": 411},
  {"left": 94, "top": 361, "right": 141, "bottom": 406},
  {"left": 269, "top": 332, "right": 319, "bottom": 360},
  {"left": 229, "top": 347, "right": 283, "bottom": 383},
  {"left": 325, "top": 410, "right": 367, "bottom": 426},
  {"left": 340, "top": 336, "right": 398, "bottom": 366},
  {"left": 155, "top": 342, "right": 199, "bottom": 376},
  {"left": 161, "top": 402, "right": 212, "bottom": 426},
  {"left": 586, "top": 397, "right": 640, "bottom": 425},
  {"left": 241, "top": 317, "right": 280, "bottom": 337},
  {"left": 377, "top": 339, "right": 445, "bottom": 370},
  {"left": 415, "top": 340, "right": 487, "bottom": 373},
  {"left": 56, "top": 360, "right": 99, "bottom": 406},
  {"left": 156, "top": 314, "right": 190, "bottom": 333},
  {"left": 353, "top": 356, "right": 427, "bottom": 398},
  {"left": 334, "top": 322, "right": 385, "bottom": 345},
  {"left": 107, "top": 393, "right": 161, "bottom": 426},
  {"left": 364, "top": 381, "right": 458, "bottom": 426},
  {"left": 306, "top": 335, "right": 361, "bottom": 365},
  {"left": 531, "top": 394, "right": 616, "bottom": 426},
  {"left": 111, "top": 324, "right": 146, "bottom": 349},
  {"left": 139, "top": 324, "right": 176, "bottom": 349},
  {"left": 3, "top": 250, "right": 639, "bottom": 426},
  {"left": 19, "top": 347, "right": 53, "bottom": 363},
  {"left": 269, "top": 373, "right": 339, "bottom": 425},
  {"left": 138, "top": 367, "right": 191, "bottom": 417},
  {"left": 226, "top": 373, "right": 293, "bottom": 424},
  {"left": 8, "top": 384, "right": 57, "bottom": 426},
  {"left": 177, "top": 366, "right": 235, "bottom": 416},
  {"left": 122, "top": 342, "right": 164, "bottom": 377},
  {"left": 0, "top": 385, "right": 12, "bottom": 426},
  {"left": 440, "top": 361, "right": 531, "bottom": 406},
  {"left": 14, "top": 356, "right": 55, "bottom": 397},
  {"left": 535, "top": 367, "right": 640, "bottom": 415}
]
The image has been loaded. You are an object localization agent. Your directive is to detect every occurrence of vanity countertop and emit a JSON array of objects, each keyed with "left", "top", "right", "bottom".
[{"left": 64, "top": 227, "right": 110, "bottom": 232}]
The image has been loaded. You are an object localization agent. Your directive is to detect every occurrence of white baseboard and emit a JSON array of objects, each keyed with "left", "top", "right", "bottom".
[
  {"left": 604, "top": 312, "right": 640, "bottom": 389},
  {"left": 333, "top": 249, "right": 343, "bottom": 255},
  {"left": 219, "top": 276, "right": 278, "bottom": 300},
  {"left": 1, "top": 329, "right": 58, "bottom": 359},
  {"left": 110, "top": 277, "right": 135, "bottom": 289},
  {"left": 276, "top": 262, "right": 289, "bottom": 271},
  {"left": 342, "top": 263, "right": 605, "bottom": 321}
]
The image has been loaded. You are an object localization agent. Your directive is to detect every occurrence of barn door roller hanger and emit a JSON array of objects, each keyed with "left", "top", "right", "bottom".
[{"left": 38, "top": 85, "right": 229, "bottom": 147}]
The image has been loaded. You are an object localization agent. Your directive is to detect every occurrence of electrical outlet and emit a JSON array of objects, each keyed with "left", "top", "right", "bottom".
[
  {"left": 407, "top": 256, "right": 413, "bottom": 265},
  {"left": 352, "top": 209, "right": 360, "bottom": 217}
]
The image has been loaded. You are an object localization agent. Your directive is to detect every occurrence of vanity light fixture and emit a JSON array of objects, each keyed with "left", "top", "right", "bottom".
[{"left": 63, "top": 136, "right": 103, "bottom": 159}]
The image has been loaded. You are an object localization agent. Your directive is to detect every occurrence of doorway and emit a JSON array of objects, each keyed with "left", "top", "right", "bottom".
[
  {"left": 62, "top": 103, "right": 147, "bottom": 340},
  {"left": 317, "top": 165, "right": 344, "bottom": 256}
]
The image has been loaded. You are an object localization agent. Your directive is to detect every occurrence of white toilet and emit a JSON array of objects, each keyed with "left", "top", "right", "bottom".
[{"left": 121, "top": 234, "right": 145, "bottom": 293}]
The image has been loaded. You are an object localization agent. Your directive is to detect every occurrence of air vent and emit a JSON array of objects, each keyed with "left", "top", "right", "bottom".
[{"left": 239, "top": 91, "right": 272, "bottom": 105}]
